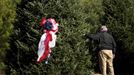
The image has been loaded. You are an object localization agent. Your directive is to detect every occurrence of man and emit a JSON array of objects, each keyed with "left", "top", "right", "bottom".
[{"left": 89, "top": 26, "right": 116, "bottom": 75}]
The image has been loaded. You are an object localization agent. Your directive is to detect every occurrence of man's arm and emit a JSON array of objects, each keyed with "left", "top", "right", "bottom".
[
  {"left": 88, "top": 33, "right": 100, "bottom": 41},
  {"left": 112, "top": 36, "right": 116, "bottom": 54}
]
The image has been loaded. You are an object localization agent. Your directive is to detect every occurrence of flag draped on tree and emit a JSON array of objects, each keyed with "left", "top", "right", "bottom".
[{"left": 37, "top": 18, "right": 58, "bottom": 63}]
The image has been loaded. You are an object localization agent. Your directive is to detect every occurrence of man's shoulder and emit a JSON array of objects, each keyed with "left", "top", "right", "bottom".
[
  {"left": 102, "top": 32, "right": 113, "bottom": 37},
  {"left": 104, "top": 32, "right": 111, "bottom": 35}
]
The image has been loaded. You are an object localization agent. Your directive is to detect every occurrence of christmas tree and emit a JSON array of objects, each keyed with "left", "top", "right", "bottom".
[{"left": 6, "top": 0, "right": 103, "bottom": 75}]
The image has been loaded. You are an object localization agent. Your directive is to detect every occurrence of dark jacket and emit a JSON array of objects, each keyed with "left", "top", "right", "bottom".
[{"left": 89, "top": 31, "right": 116, "bottom": 53}]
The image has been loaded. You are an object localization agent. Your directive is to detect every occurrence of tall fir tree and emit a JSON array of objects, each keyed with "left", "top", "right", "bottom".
[
  {"left": 0, "top": 0, "right": 20, "bottom": 74},
  {"left": 102, "top": 0, "right": 134, "bottom": 74},
  {"left": 6, "top": 0, "right": 103, "bottom": 75}
]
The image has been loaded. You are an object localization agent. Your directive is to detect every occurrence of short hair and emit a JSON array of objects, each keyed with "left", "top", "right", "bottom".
[{"left": 101, "top": 25, "right": 108, "bottom": 31}]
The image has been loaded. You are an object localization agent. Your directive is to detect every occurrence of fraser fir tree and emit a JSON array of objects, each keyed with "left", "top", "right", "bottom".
[
  {"left": 102, "top": 0, "right": 134, "bottom": 53},
  {"left": 6, "top": 0, "right": 104, "bottom": 75},
  {"left": 102, "top": 0, "right": 134, "bottom": 74},
  {"left": 0, "top": 0, "right": 20, "bottom": 74}
]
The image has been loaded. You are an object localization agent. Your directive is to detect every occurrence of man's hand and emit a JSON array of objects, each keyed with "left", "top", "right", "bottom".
[{"left": 113, "top": 54, "right": 115, "bottom": 58}]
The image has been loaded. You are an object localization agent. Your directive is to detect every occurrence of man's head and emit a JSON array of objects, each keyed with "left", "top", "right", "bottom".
[{"left": 100, "top": 25, "right": 108, "bottom": 32}]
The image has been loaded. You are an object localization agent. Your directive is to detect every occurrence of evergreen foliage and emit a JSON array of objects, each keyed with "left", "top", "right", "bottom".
[
  {"left": 0, "top": 0, "right": 20, "bottom": 74},
  {"left": 3, "top": 0, "right": 134, "bottom": 74},
  {"left": 102, "top": 0, "right": 134, "bottom": 74},
  {"left": 102, "top": 0, "right": 134, "bottom": 53},
  {"left": 6, "top": 0, "right": 103, "bottom": 75}
]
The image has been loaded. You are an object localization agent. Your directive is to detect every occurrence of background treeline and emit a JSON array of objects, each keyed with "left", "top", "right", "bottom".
[{"left": 0, "top": 0, "right": 134, "bottom": 75}]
